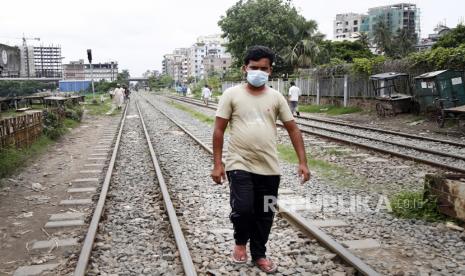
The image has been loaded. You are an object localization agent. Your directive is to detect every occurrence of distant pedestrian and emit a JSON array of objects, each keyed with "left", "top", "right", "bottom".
[
  {"left": 211, "top": 45, "right": 310, "bottom": 274},
  {"left": 123, "top": 85, "right": 130, "bottom": 101},
  {"left": 113, "top": 84, "right": 125, "bottom": 109},
  {"left": 288, "top": 81, "right": 301, "bottom": 116},
  {"left": 187, "top": 86, "right": 192, "bottom": 95},
  {"left": 202, "top": 84, "right": 211, "bottom": 106},
  {"left": 182, "top": 85, "right": 187, "bottom": 96}
]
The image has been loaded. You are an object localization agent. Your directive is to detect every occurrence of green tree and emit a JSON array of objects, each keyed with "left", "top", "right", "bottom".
[
  {"left": 218, "top": 0, "right": 315, "bottom": 75},
  {"left": 223, "top": 67, "right": 243, "bottom": 81},
  {"left": 354, "top": 32, "right": 370, "bottom": 48},
  {"left": 321, "top": 40, "right": 373, "bottom": 63},
  {"left": 392, "top": 28, "right": 417, "bottom": 58},
  {"left": 433, "top": 24, "right": 465, "bottom": 49},
  {"left": 147, "top": 74, "right": 174, "bottom": 90},
  {"left": 373, "top": 20, "right": 393, "bottom": 56},
  {"left": 0, "top": 81, "right": 55, "bottom": 97},
  {"left": 280, "top": 20, "right": 325, "bottom": 72},
  {"left": 94, "top": 80, "right": 117, "bottom": 93},
  {"left": 117, "top": 69, "right": 130, "bottom": 86}
]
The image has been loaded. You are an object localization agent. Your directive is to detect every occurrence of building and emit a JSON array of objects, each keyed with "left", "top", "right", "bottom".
[
  {"left": 360, "top": 3, "right": 420, "bottom": 40},
  {"left": 186, "top": 43, "right": 207, "bottom": 79},
  {"left": 19, "top": 45, "right": 63, "bottom": 78},
  {"left": 416, "top": 24, "right": 451, "bottom": 51},
  {"left": 334, "top": 13, "right": 365, "bottom": 41},
  {"left": 186, "top": 34, "right": 230, "bottom": 80},
  {"left": 84, "top": 62, "right": 118, "bottom": 82},
  {"left": 64, "top": 60, "right": 118, "bottom": 81},
  {"left": 162, "top": 52, "right": 186, "bottom": 84},
  {"left": 163, "top": 34, "right": 232, "bottom": 83},
  {"left": 203, "top": 55, "right": 232, "bottom": 78},
  {"left": 0, "top": 43, "right": 21, "bottom": 77},
  {"left": 63, "top": 60, "right": 85, "bottom": 80}
]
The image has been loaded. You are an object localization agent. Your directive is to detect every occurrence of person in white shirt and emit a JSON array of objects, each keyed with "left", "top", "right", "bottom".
[
  {"left": 113, "top": 84, "right": 125, "bottom": 109},
  {"left": 288, "top": 81, "right": 301, "bottom": 116},
  {"left": 201, "top": 84, "right": 212, "bottom": 106}
]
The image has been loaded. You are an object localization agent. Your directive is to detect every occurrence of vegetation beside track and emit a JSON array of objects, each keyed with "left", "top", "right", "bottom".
[
  {"left": 389, "top": 191, "right": 448, "bottom": 222},
  {"left": 1, "top": 102, "right": 83, "bottom": 179},
  {"left": 168, "top": 101, "right": 215, "bottom": 125},
  {"left": 0, "top": 136, "right": 53, "bottom": 179},
  {"left": 83, "top": 94, "right": 121, "bottom": 116},
  {"left": 298, "top": 104, "right": 362, "bottom": 115},
  {"left": 277, "top": 144, "right": 366, "bottom": 188}
]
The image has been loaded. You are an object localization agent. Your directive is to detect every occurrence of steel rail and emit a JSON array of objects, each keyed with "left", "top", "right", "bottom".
[
  {"left": 142, "top": 95, "right": 380, "bottom": 276},
  {"left": 292, "top": 124, "right": 465, "bottom": 174},
  {"left": 295, "top": 115, "right": 465, "bottom": 148},
  {"left": 296, "top": 120, "right": 465, "bottom": 162},
  {"left": 168, "top": 95, "right": 465, "bottom": 148},
  {"left": 135, "top": 101, "right": 197, "bottom": 276},
  {"left": 169, "top": 95, "right": 464, "bottom": 148},
  {"left": 74, "top": 104, "right": 129, "bottom": 276},
  {"left": 166, "top": 95, "right": 465, "bottom": 174}
]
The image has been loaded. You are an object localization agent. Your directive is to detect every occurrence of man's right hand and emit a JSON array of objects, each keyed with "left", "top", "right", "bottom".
[{"left": 211, "top": 165, "right": 226, "bottom": 184}]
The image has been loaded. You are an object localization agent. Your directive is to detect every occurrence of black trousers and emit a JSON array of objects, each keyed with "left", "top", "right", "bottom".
[{"left": 227, "top": 170, "right": 280, "bottom": 260}]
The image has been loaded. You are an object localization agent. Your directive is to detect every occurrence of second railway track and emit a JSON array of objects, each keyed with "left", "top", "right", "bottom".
[{"left": 167, "top": 94, "right": 465, "bottom": 174}]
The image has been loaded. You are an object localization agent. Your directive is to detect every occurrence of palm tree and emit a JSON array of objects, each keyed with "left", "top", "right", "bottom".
[
  {"left": 393, "top": 28, "right": 417, "bottom": 58},
  {"left": 373, "top": 21, "right": 393, "bottom": 56},
  {"left": 354, "top": 32, "right": 370, "bottom": 48},
  {"left": 280, "top": 20, "right": 325, "bottom": 71}
]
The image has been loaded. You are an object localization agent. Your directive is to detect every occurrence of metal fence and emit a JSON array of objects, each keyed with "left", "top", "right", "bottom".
[
  {"left": 0, "top": 112, "right": 43, "bottom": 149},
  {"left": 222, "top": 74, "right": 377, "bottom": 106}
]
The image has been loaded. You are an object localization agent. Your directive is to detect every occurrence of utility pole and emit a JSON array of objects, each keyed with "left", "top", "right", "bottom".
[{"left": 87, "top": 49, "right": 95, "bottom": 98}]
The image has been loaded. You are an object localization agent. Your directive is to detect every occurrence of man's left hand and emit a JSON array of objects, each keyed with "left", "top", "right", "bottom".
[{"left": 298, "top": 163, "right": 311, "bottom": 184}]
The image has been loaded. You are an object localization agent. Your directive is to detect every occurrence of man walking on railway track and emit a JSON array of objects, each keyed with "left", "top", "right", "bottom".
[
  {"left": 288, "top": 81, "right": 301, "bottom": 116},
  {"left": 202, "top": 84, "right": 211, "bottom": 106},
  {"left": 211, "top": 45, "right": 310, "bottom": 273}
]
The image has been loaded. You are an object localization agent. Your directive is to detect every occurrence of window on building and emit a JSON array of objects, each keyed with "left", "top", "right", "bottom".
[
  {"left": 223, "top": 67, "right": 226, "bottom": 70},
  {"left": 354, "top": 20, "right": 358, "bottom": 25},
  {"left": 345, "top": 21, "right": 349, "bottom": 25},
  {"left": 223, "top": 60, "right": 226, "bottom": 64},
  {"left": 353, "top": 27, "right": 358, "bottom": 32}
]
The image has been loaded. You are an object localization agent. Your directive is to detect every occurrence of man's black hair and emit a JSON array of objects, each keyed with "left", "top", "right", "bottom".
[
  {"left": 204, "top": 84, "right": 208, "bottom": 87},
  {"left": 244, "top": 45, "right": 274, "bottom": 66},
  {"left": 290, "top": 81, "right": 295, "bottom": 86}
]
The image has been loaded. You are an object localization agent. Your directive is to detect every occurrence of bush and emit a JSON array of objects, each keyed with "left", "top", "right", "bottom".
[
  {"left": 408, "top": 44, "right": 465, "bottom": 71},
  {"left": 64, "top": 100, "right": 84, "bottom": 122},
  {"left": 351, "top": 56, "right": 386, "bottom": 76},
  {"left": 390, "top": 191, "right": 445, "bottom": 222},
  {"left": 43, "top": 111, "right": 65, "bottom": 140}
]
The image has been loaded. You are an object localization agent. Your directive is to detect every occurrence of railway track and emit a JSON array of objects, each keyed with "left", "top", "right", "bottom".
[
  {"left": 166, "top": 95, "right": 465, "bottom": 174},
  {"left": 140, "top": 94, "right": 380, "bottom": 275},
  {"left": 73, "top": 100, "right": 196, "bottom": 275},
  {"left": 146, "top": 93, "right": 465, "bottom": 274}
]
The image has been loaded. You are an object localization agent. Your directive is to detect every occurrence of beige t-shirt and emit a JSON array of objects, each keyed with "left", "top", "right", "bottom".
[{"left": 216, "top": 84, "right": 294, "bottom": 175}]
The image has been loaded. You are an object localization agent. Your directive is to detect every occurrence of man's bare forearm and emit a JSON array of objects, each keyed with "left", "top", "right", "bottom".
[
  {"left": 288, "top": 128, "right": 307, "bottom": 164},
  {"left": 212, "top": 129, "right": 224, "bottom": 166}
]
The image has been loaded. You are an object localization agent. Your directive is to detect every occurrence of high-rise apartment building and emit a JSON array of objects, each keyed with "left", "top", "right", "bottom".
[
  {"left": 360, "top": 3, "right": 420, "bottom": 39},
  {"left": 334, "top": 13, "right": 365, "bottom": 41},
  {"left": 333, "top": 3, "right": 420, "bottom": 42},
  {"left": 19, "top": 45, "right": 63, "bottom": 78}
]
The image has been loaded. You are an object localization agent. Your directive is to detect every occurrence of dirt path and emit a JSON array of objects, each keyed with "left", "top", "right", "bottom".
[{"left": 0, "top": 114, "right": 120, "bottom": 275}]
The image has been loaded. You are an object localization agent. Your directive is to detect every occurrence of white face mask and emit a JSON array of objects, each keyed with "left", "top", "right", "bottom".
[{"left": 246, "top": 70, "right": 269, "bottom": 87}]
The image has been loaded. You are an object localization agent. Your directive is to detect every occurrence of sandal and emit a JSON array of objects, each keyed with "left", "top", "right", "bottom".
[
  {"left": 254, "top": 258, "right": 277, "bottom": 273},
  {"left": 231, "top": 246, "right": 247, "bottom": 264}
]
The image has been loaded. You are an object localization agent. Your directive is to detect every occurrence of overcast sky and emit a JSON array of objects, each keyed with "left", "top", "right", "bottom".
[{"left": 1, "top": 0, "right": 464, "bottom": 76}]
